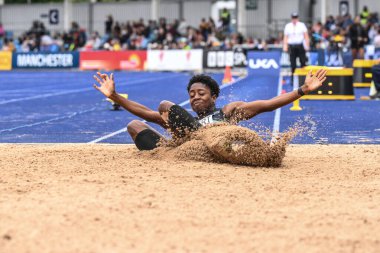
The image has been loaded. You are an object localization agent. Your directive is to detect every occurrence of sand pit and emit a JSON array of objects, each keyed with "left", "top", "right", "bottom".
[
  {"left": 146, "top": 124, "right": 298, "bottom": 167},
  {"left": 1, "top": 144, "right": 380, "bottom": 253}
]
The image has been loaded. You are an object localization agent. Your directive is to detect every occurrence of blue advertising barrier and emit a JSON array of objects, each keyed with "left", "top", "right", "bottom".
[
  {"left": 365, "top": 46, "right": 380, "bottom": 60},
  {"left": 247, "top": 51, "right": 281, "bottom": 76},
  {"left": 324, "top": 50, "right": 343, "bottom": 67},
  {"left": 12, "top": 52, "right": 79, "bottom": 68},
  {"left": 343, "top": 52, "right": 353, "bottom": 68},
  {"left": 308, "top": 51, "right": 319, "bottom": 65},
  {"left": 371, "top": 47, "right": 380, "bottom": 60},
  {"left": 323, "top": 50, "right": 353, "bottom": 67}
]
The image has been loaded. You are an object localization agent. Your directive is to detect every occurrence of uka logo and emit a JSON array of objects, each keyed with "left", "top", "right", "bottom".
[{"left": 249, "top": 58, "right": 279, "bottom": 69}]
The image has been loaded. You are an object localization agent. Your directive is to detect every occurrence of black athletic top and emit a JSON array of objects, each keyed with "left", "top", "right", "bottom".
[{"left": 195, "top": 108, "right": 227, "bottom": 126}]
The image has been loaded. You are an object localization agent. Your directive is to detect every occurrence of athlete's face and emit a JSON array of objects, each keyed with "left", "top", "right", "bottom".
[{"left": 189, "top": 83, "right": 216, "bottom": 115}]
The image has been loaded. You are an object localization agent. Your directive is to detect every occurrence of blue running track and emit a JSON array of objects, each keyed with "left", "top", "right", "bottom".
[{"left": 0, "top": 71, "right": 379, "bottom": 144}]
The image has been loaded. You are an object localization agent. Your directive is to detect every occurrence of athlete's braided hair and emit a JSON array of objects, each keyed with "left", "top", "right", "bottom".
[{"left": 187, "top": 74, "right": 220, "bottom": 98}]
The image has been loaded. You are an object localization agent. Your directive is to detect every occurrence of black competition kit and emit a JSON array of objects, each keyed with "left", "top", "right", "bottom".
[{"left": 134, "top": 105, "right": 227, "bottom": 150}]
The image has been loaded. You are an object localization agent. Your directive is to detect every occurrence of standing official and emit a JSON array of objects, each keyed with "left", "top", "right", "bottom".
[{"left": 283, "top": 12, "right": 310, "bottom": 84}]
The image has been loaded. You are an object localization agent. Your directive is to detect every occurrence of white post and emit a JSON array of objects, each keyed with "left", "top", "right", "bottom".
[
  {"left": 0, "top": 0, "right": 3, "bottom": 27},
  {"left": 237, "top": 0, "right": 246, "bottom": 36},
  {"left": 151, "top": 0, "right": 160, "bottom": 21},
  {"left": 64, "top": 0, "right": 73, "bottom": 32},
  {"left": 321, "top": 0, "right": 326, "bottom": 24},
  {"left": 89, "top": 0, "right": 96, "bottom": 34}
]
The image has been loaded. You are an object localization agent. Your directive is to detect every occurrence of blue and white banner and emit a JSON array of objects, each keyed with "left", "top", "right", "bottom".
[
  {"left": 324, "top": 51, "right": 344, "bottom": 67},
  {"left": 203, "top": 48, "right": 247, "bottom": 69},
  {"left": 247, "top": 51, "right": 281, "bottom": 76},
  {"left": 12, "top": 52, "right": 79, "bottom": 68}
]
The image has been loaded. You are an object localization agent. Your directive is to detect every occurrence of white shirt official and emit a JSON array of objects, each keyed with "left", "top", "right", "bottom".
[{"left": 284, "top": 21, "right": 307, "bottom": 45}]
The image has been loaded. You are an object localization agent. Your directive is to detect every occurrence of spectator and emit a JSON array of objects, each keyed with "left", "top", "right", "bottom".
[
  {"left": 0, "top": 23, "right": 4, "bottom": 49},
  {"left": 62, "top": 32, "right": 72, "bottom": 51},
  {"left": 342, "top": 14, "right": 353, "bottom": 30},
  {"left": 111, "top": 38, "right": 121, "bottom": 51},
  {"left": 216, "top": 18, "right": 224, "bottom": 33},
  {"left": 52, "top": 32, "right": 63, "bottom": 52},
  {"left": 27, "top": 20, "right": 46, "bottom": 50},
  {"left": 220, "top": 8, "right": 231, "bottom": 34},
  {"left": 20, "top": 35, "right": 35, "bottom": 52},
  {"left": 0, "top": 15, "right": 321, "bottom": 52},
  {"left": 326, "top": 27, "right": 346, "bottom": 66},
  {"left": 311, "top": 21, "right": 324, "bottom": 50},
  {"left": 360, "top": 6, "right": 370, "bottom": 26},
  {"left": 159, "top": 17, "right": 167, "bottom": 34},
  {"left": 105, "top": 15, "right": 113, "bottom": 36},
  {"left": 208, "top": 17, "right": 216, "bottom": 34},
  {"left": 349, "top": 16, "right": 368, "bottom": 59},
  {"left": 199, "top": 18, "right": 209, "bottom": 41},
  {"left": 2, "top": 38, "right": 15, "bottom": 51},
  {"left": 368, "top": 12, "right": 378, "bottom": 25},
  {"left": 0, "top": 23, "right": 4, "bottom": 39},
  {"left": 84, "top": 31, "right": 102, "bottom": 51},
  {"left": 368, "top": 23, "right": 378, "bottom": 44},
  {"left": 177, "top": 18, "right": 187, "bottom": 36},
  {"left": 374, "top": 28, "right": 380, "bottom": 48},
  {"left": 113, "top": 22, "right": 121, "bottom": 39},
  {"left": 206, "top": 32, "right": 220, "bottom": 48},
  {"left": 283, "top": 12, "right": 310, "bottom": 85},
  {"left": 40, "top": 31, "right": 54, "bottom": 52},
  {"left": 68, "top": 22, "right": 87, "bottom": 51},
  {"left": 325, "top": 15, "right": 335, "bottom": 31},
  {"left": 155, "top": 27, "right": 166, "bottom": 45}
]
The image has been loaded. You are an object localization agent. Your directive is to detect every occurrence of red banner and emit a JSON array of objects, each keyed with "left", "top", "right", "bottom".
[{"left": 80, "top": 51, "right": 147, "bottom": 70}]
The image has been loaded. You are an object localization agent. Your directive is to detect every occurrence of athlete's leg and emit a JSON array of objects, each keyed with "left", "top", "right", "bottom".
[
  {"left": 158, "top": 100, "right": 201, "bottom": 137},
  {"left": 158, "top": 100, "right": 176, "bottom": 123},
  {"left": 127, "top": 120, "right": 163, "bottom": 150}
]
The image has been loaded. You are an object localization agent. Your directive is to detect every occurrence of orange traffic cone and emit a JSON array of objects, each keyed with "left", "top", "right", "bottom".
[{"left": 222, "top": 65, "right": 233, "bottom": 84}]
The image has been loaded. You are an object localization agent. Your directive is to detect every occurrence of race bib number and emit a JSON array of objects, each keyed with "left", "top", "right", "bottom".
[{"left": 198, "top": 115, "right": 216, "bottom": 126}]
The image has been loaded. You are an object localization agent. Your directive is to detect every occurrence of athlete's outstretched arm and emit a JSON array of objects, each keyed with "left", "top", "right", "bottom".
[
  {"left": 223, "top": 69, "right": 327, "bottom": 122},
  {"left": 93, "top": 72, "right": 166, "bottom": 127}
]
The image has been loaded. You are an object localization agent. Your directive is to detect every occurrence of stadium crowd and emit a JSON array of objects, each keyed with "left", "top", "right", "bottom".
[
  {"left": 0, "top": 7, "right": 379, "bottom": 57},
  {"left": 309, "top": 7, "right": 380, "bottom": 59}
]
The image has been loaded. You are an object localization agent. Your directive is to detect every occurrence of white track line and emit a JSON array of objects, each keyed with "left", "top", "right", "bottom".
[
  {"left": 271, "top": 72, "right": 284, "bottom": 143},
  {"left": 0, "top": 107, "right": 98, "bottom": 134},
  {"left": 0, "top": 75, "right": 179, "bottom": 106},
  {"left": 88, "top": 76, "right": 245, "bottom": 143}
]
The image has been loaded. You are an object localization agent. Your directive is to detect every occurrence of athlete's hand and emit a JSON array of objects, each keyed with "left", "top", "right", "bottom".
[
  {"left": 302, "top": 69, "right": 327, "bottom": 94},
  {"left": 93, "top": 72, "right": 116, "bottom": 98}
]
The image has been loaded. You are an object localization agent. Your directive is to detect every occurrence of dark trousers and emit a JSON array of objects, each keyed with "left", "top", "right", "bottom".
[
  {"left": 372, "top": 64, "right": 380, "bottom": 92},
  {"left": 289, "top": 44, "right": 307, "bottom": 77}
]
